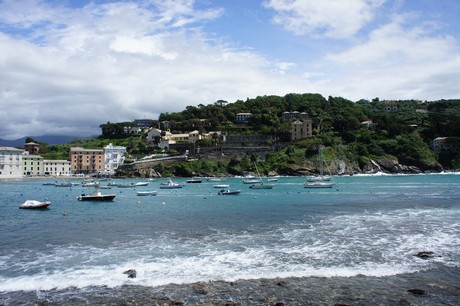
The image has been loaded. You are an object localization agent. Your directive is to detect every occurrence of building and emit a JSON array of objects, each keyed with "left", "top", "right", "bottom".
[
  {"left": 134, "top": 119, "right": 155, "bottom": 129},
  {"left": 24, "top": 142, "right": 40, "bottom": 154},
  {"left": 104, "top": 143, "right": 126, "bottom": 175},
  {"left": 235, "top": 113, "right": 252, "bottom": 124},
  {"left": 381, "top": 100, "right": 398, "bottom": 112},
  {"left": 70, "top": 147, "right": 104, "bottom": 175},
  {"left": 282, "top": 111, "right": 309, "bottom": 121},
  {"left": 0, "top": 147, "right": 23, "bottom": 179},
  {"left": 432, "top": 137, "right": 460, "bottom": 154},
  {"left": 361, "top": 120, "right": 378, "bottom": 129},
  {"left": 22, "top": 154, "right": 44, "bottom": 176},
  {"left": 43, "top": 160, "right": 71, "bottom": 176},
  {"left": 290, "top": 120, "right": 313, "bottom": 141}
]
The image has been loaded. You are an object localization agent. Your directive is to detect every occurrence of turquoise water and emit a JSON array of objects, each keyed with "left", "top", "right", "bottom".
[{"left": 0, "top": 174, "right": 459, "bottom": 294}]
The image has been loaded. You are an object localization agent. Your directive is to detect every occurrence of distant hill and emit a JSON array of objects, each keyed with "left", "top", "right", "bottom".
[{"left": 0, "top": 135, "right": 87, "bottom": 147}]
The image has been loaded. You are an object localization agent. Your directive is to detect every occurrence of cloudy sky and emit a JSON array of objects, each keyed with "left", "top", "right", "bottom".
[{"left": 1, "top": 0, "right": 459, "bottom": 139}]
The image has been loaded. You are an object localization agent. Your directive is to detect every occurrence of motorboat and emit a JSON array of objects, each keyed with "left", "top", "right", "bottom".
[
  {"left": 160, "top": 179, "right": 183, "bottom": 189},
  {"left": 134, "top": 181, "right": 149, "bottom": 186},
  {"left": 77, "top": 188, "right": 116, "bottom": 201},
  {"left": 19, "top": 200, "right": 51, "bottom": 209},
  {"left": 54, "top": 181, "right": 75, "bottom": 187},
  {"left": 218, "top": 189, "right": 241, "bottom": 195},
  {"left": 249, "top": 183, "right": 274, "bottom": 189},
  {"left": 186, "top": 178, "right": 202, "bottom": 183},
  {"left": 213, "top": 184, "right": 230, "bottom": 188},
  {"left": 136, "top": 191, "right": 157, "bottom": 196}
]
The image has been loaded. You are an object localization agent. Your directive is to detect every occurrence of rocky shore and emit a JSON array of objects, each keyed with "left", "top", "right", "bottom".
[{"left": 3, "top": 266, "right": 459, "bottom": 305}]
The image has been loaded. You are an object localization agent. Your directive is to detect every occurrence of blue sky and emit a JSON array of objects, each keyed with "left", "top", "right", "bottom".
[{"left": 1, "top": 0, "right": 459, "bottom": 139}]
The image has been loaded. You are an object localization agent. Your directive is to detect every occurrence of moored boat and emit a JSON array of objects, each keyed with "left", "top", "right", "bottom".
[
  {"left": 218, "top": 189, "right": 241, "bottom": 195},
  {"left": 19, "top": 200, "right": 51, "bottom": 209},
  {"left": 136, "top": 191, "right": 157, "bottom": 196},
  {"left": 77, "top": 188, "right": 116, "bottom": 201},
  {"left": 213, "top": 184, "right": 230, "bottom": 188},
  {"left": 304, "top": 181, "right": 335, "bottom": 188},
  {"left": 249, "top": 183, "right": 274, "bottom": 189},
  {"left": 160, "top": 179, "right": 183, "bottom": 189}
]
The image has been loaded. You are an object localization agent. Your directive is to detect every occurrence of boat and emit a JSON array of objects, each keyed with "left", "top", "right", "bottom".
[
  {"left": 267, "top": 177, "right": 278, "bottom": 182},
  {"left": 304, "top": 147, "right": 335, "bottom": 188},
  {"left": 19, "top": 200, "right": 51, "bottom": 209},
  {"left": 207, "top": 178, "right": 224, "bottom": 182},
  {"left": 187, "top": 178, "right": 202, "bottom": 183},
  {"left": 117, "top": 183, "right": 136, "bottom": 188},
  {"left": 159, "top": 179, "right": 183, "bottom": 189},
  {"left": 134, "top": 181, "right": 149, "bottom": 186},
  {"left": 213, "top": 184, "right": 230, "bottom": 188},
  {"left": 218, "top": 189, "right": 241, "bottom": 195},
  {"left": 304, "top": 181, "right": 335, "bottom": 188},
  {"left": 136, "top": 191, "right": 157, "bottom": 196},
  {"left": 54, "top": 181, "right": 75, "bottom": 187},
  {"left": 77, "top": 187, "right": 116, "bottom": 201},
  {"left": 247, "top": 162, "right": 275, "bottom": 189},
  {"left": 249, "top": 183, "right": 274, "bottom": 189},
  {"left": 242, "top": 177, "right": 261, "bottom": 184}
]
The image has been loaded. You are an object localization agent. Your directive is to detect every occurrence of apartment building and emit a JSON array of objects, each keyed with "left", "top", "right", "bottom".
[
  {"left": 44, "top": 160, "right": 71, "bottom": 176},
  {"left": 22, "top": 154, "right": 44, "bottom": 176},
  {"left": 0, "top": 147, "right": 24, "bottom": 179},
  {"left": 104, "top": 143, "right": 126, "bottom": 175},
  {"left": 70, "top": 147, "right": 104, "bottom": 175}
]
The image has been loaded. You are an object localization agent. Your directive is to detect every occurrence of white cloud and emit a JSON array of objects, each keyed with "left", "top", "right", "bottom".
[
  {"left": 0, "top": 0, "right": 304, "bottom": 139},
  {"left": 317, "top": 14, "right": 460, "bottom": 100},
  {"left": 263, "top": 0, "right": 385, "bottom": 38}
]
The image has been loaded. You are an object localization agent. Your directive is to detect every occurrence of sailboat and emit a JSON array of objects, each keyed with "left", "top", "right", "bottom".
[
  {"left": 249, "top": 162, "right": 275, "bottom": 189},
  {"left": 304, "top": 148, "right": 335, "bottom": 189}
]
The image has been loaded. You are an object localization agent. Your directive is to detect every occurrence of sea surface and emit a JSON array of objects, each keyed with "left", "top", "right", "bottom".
[{"left": 0, "top": 174, "right": 459, "bottom": 304}]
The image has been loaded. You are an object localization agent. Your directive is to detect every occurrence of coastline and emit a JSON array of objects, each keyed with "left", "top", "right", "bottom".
[{"left": 3, "top": 266, "right": 459, "bottom": 305}]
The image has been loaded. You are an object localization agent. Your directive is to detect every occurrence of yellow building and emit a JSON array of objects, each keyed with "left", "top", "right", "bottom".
[{"left": 70, "top": 147, "right": 104, "bottom": 175}]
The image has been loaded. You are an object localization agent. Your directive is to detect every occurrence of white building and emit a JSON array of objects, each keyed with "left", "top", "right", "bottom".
[
  {"left": 0, "top": 147, "right": 24, "bottom": 179},
  {"left": 44, "top": 160, "right": 71, "bottom": 176},
  {"left": 22, "top": 154, "right": 44, "bottom": 176},
  {"left": 104, "top": 143, "right": 126, "bottom": 174}
]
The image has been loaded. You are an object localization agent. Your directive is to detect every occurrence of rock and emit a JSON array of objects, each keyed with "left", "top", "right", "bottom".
[
  {"left": 407, "top": 288, "right": 426, "bottom": 296},
  {"left": 413, "top": 251, "right": 436, "bottom": 260},
  {"left": 123, "top": 269, "right": 137, "bottom": 278}
]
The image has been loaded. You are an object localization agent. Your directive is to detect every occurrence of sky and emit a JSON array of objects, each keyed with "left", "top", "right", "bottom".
[{"left": 1, "top": 0, "right": 460, "bottom": 139}]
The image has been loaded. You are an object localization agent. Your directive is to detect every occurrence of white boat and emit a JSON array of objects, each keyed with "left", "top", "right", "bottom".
[
  {"left": 218, "top": 189, "right": 241, "bottom": 195},
  {"left": 304, "top": 181, "right": 335, "bottom": 188},
  {"left": 136, "top": 191, "right": 157, "bottom": 196},
  {"left": 307, "top": 175, "right": 331, "bottom": 182},
  {"left": 19, "top": 200, "right": 51, "bottom": 209},
  {"left": 160, "top": 179, "right": 183, "bottom": 189},
  {"left": 77, "top": 187, "right": 116, "bottom": 201},
  {"left": 134, "top": 181, "right": 149, "bottom": 186},
  {"left": 304, "top": 147, "right": 335, "bottom": 188},
  {"left": 213, "top": 184, "right": 230, "bottom": 188},
  {"left": 242, "top": 178, "right": 261, "bottom": 184},
  {"left": 248, "top": 162, "right": 275, "bottom": 189}
]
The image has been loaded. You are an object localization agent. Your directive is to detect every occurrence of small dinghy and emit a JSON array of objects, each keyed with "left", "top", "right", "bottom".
[{"left": 19, "top": 200, "right": 51, "bottom": 209}]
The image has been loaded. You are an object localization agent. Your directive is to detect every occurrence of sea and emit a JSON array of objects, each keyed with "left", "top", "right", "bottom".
[{"left": 0, "top": 174, "right": 459, "bottom": 305}]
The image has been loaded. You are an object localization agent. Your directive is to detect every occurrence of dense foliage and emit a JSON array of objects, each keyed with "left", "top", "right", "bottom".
[{"left": 33, "top": 94, "right": 460, "bottom": 173}]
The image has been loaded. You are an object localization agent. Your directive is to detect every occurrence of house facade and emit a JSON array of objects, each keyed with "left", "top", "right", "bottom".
[
  {"left": 44, "top": 160, "right": 71, "bottom": 176},
  {"left": 104, "top": 143, "right": 126, "bottom": 174},
  {"left": 22, "top": 154, "right": 44, "bottom": 176},
  {"left": 70, "top": 147, "right": 104, "bottom": 174},
  {"left": 432, "top": 137, "right": 460, "bottom": 154},
  {"left": 290, "top": 119, "right": 313, "bottom": 141},
  {"left": 0, "top": 147, "right": 24, "bottom": 179}
]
